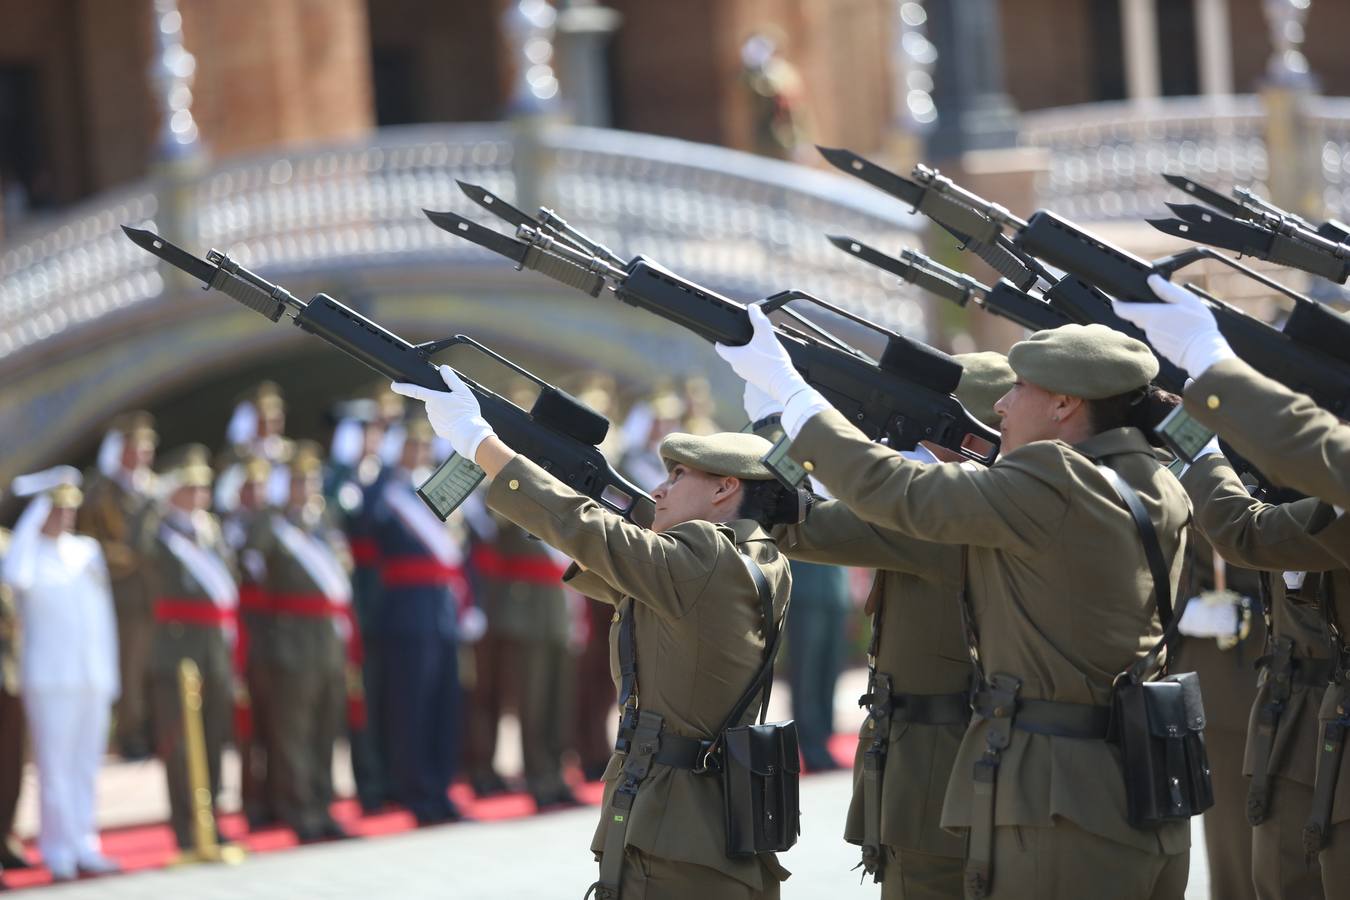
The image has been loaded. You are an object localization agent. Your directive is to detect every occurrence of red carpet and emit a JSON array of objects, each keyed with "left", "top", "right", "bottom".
[{"left": 3, "top": 735, "right": 858, "bottom": 891}]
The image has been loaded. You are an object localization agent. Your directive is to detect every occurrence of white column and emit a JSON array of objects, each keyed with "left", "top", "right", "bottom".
[
  {"left": 1121, "top": 0, "right": 1161, "bottom": 101},
  {"left": 1196, "top": 0, "right": 1235, "bottom": 95}
]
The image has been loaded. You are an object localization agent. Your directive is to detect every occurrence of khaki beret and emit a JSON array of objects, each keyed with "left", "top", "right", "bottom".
[
  {"left": 1008, "top": 324, "right": 1158, "bottom": 400},
  {"left": 953, "top": 352, "right": 1015, "bottom": 428},
  {"left": 658, "top": 432, "right": 777, "bottom": 481},
  {"left": 289, "top": 440, "right": 325, "bottom": 476},
  {"left": 113, "top": 410, "right": 158, "bottom": 445}
]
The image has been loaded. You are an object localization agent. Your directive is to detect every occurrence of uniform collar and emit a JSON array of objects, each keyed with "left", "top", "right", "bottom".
[
  {"left": 1073, "top": 426, "right": 1155, "bottom": 461},
  {"left": 725, "top": 518, "right": 774, "bottom": 544}
]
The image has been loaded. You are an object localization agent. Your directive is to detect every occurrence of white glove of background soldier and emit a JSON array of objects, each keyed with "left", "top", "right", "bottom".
[
  {"left": 1113, "top": 275, "right": 1236, "bottom": 377},
  {"left": 391, "top": 366, "right": 495, "bottom": 459}
]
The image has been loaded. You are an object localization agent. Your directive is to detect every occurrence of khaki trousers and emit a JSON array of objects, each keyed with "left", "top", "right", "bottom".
[
  {"left": 881, "top": 847, "right": 963, "bottom": 900},
  {"left": 259, "top": 660, "right": 343, "bottom": 835},
  {"left": 112, "top": 599, "right": 153, "bottom": 756},
  {"left": 984, "top": 822, "right": 1188, "bottom": 900},
  {"left": 608, "top": 848, "right": 781, "bottom": 900},
  {"left": 1202, "top": 727, "right": 1257, "bottom": 900},
  {"left": 1252, "top": 777, "right": 1323, "bottom": 900}
]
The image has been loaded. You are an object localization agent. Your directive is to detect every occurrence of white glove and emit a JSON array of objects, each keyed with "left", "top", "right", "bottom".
[
  {"left": 1112, "top": 275, "right": 1236, "bottom": 377},
  {"left": 743, "top": 382, "right": 782, "bottom": 424},
  {"left": 390, "top": 366, "right": 495, "bottom": 460},
  {"left": 714, "top": 305, "right": 810, "bottom": 404}
]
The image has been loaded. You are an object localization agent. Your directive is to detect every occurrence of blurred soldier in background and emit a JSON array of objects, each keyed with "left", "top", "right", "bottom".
[
  {"left": 216, "top": 382, "right": 291, "bottom": 512},
  {"left": 618, "top": 390, "right": 687, "bottom": 493},
  {"left": 783, "top": 559, "right": 849, "bottom": 773},
  {"left": 325, "top": 398, "right": 389, "bottom": 813},
  {"left": 570, "top": 377, "right": 624, "bottom": 781},
  {"left": 78, "top": 411, "right": 159, "bottom": 759},
  {"left": 1172, "top": 543, "right": 1263, "bottom": 900},
  {"left": 142, "top": 445, "right": 238, "bottom": 853},
  {"left": 464, "top": 508, "right": 576, "bottom": 809},
  {"left": 224, "top": 457, "right": 278, "bottom": 830},
  {"left": 6, "top": 467, "right": 119, "bottom": 880},
  {"left": 246, "top": 442, "right": 354, "bottom": 842},
  {"left": 360, "top": 419, "right": 466, "bottom": 825},
  {"left": 0, "top": 528, "right": 26, "bottom": 877}
]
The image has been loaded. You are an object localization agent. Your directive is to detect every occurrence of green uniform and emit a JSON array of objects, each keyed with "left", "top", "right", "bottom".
[
  {"left": 244, "top": 507, "right": 349, "bottom": 839},
  {"left": 465, "top": 514, "right": 573, "bottom": 803},
  {"left": 225, "top": 506, "right": 274, "bottom": 828},
  {"left": 1171, "top": 532, "right": 1263, "bottom": 900},
  {"left": 0, "top": 528, "right": 27, "bottom": 868},
  {"left": 141, "top": 510, "right": 238, "bottom": 850},
  {"left": 78, "top": 470, "right": 157, "bottom": 757},
  {"left": 774, "top": 499, "right": 967, "bottom": 898},
  {"left": 487, "top": 455, "right": 792, "bottom": 899},
  {"left": 1186, "top": 358, "right": 1350, "bottom": 510},
  {"left": 1183, "top": 454, "right": 1350, "bottom": 899},
  {"left": 790, "top": 409, "right": 1191, "bottom": 900}
]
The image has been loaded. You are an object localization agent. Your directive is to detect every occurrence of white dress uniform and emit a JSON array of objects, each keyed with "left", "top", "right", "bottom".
[{"left": 4, "top": 469, "right": 119, "bottom": 878}]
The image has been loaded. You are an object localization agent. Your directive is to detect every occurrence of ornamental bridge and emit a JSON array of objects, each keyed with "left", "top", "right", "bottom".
[
  {"left": 0, "top": 123, "right": 928, "bottom": 492},
  {"left": 8, "top": 95, "right": 1350, "bottom": 494}
]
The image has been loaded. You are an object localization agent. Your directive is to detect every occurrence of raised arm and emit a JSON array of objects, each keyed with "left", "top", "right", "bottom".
[
  {"left": 785, "top": 408, "right": 1069, "bottom": 552},
  {"left": 1181, "top": 453, "right": 1343, "bottom": 572},
  {"left": 1186, "top": 358, "right": 1350, "bottom": 510}
]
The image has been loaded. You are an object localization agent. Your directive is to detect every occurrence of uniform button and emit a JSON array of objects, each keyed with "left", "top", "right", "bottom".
[
  {"left": 802, "top": 460, "right": 815, "bottom": 473},
  {"left": 611, "top": 612, "right": 620, "bottom": 624},
  {"left": 508, "top": 479, "right": 520, "bottom": 491},
  {"left": 1206, "top": 395, "right": 1221, "bottom": 410}
]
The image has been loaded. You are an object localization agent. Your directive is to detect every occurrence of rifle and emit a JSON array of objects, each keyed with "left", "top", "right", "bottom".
[
  {"left": 820, "top": 148, "right": 1350, "bottom": 419},
  {"left": 1149, "top": 175, "right": 1350, "bottom": 283},
  {"left": 426, "top": 183, "right": 1001, "bottom": 467},
  {"left": 121, "top": 226, "right": 653, "bottom": 526}
]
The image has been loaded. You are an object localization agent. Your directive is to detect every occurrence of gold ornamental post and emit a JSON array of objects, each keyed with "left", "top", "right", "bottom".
[{"left": 174, "top": 658, "right": 245, "bottom": 865}]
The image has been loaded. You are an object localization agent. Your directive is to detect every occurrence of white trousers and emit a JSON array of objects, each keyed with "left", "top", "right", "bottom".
[{"left": 22, "top": 689, "right": 111, "bottom": 873}]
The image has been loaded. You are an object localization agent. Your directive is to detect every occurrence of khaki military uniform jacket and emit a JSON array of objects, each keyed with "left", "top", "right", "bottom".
[
  {"left": 0, "top": 529, "right": 17, "bottom": 696},
  {"left": 244, "top": 510, "right": 350, "bottom": 673},
  {"left": 79, "top": 471, "right": 156, "bottom": 615},
  {"left": 142, "top": 513, "right": 238, "bottom": 684},
  {"left": 1187, "top": 358, "right": 1350, "bottom": 510},
  {"left": 791, "top": 409, "right": 1192, "bottom": 854},
  {"left": 486, "top": 455, "right": 791, "bottom": 890},
  {"left": 773, "top": 499, "right": 968, "bottom": 856},
  {"left": 1183, "top": 454, "right": 1350, "bottom": 822},
  {"left": 472, "top": 515, "right": 570, "bottom": 644}
]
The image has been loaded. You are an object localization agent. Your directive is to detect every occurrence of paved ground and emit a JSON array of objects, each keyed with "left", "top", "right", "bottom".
[
  {"left": 14, "top": 769, "right": 1213, "bottom": 899},
  {"left": 10, "top": 665, "right": 1219, "bottom": 898}
]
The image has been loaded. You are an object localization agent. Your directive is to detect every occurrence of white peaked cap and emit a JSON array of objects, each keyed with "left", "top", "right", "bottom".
[{"left": 12, "top": 465, "right": 82, "bottom": 498}]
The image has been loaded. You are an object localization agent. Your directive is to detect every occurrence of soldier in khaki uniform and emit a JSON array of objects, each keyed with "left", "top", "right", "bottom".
[
  {"left": 394, "top": 367, "right": 797, "bottom": 899},
  {"left": 746, "top": 351, "right": 1013, "bottom": 898},
  {"left": 223, "top": 457, "right": 276, "bottom": 829},
  {"left": 1119, "top": 277, "right": 1350, "bottom": 896},
  {"left": 0, "top": 528, "right": 29, "bottom": 876},
  {"left": 245, "top": 442, "right": 353, "bottom": 842},
  {"left": 720, "top": 313, "right": 1192, "bottom": 898},
  {"left": 141, "top": 445, "right": 239, "bottom": 852},
  {"left": 78, "top": 411, "right": 158, "bottom": 759},
  {"left": 1181, "top": 447, "right": 1348, "bottom": 899},
  {"left": 464, "top": 512, "right": 575, "bottom": 808}
]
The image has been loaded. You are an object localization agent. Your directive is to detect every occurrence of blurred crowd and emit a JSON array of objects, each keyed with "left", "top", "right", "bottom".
[{"left": 0, "top": 374, "right": 858, "bottom": 883}]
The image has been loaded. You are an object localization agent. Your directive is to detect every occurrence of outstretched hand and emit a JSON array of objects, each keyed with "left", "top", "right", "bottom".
[
  {"left": 1112, "top": 275, "right": 1235, "bottom": 377},
  {"left": 714, "top": 305, "right": 809, "bottom": 404},
  {"left": 391, "top": 366, "right": 495, "bottom": 460}
]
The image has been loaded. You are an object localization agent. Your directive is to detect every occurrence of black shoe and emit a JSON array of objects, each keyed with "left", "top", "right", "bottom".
[
  {"left": 295, "top": 825, "right": 325, "bottom": 844},
  {"left": 469, "top": 772, "right": 510, "bottom": 799},
  {"left": 0, "top": 838, "right": 29, "bottom": 870},
  {"left": 319, "top": 820, "right": 353, "bottom": 841},
  {"left": 533, "top": 787, "right": 582, "bottom": 810}
]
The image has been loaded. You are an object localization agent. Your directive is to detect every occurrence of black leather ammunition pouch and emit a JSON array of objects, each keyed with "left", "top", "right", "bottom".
[
  {"left": 718, "top": 721, "right": 801, "bottom": 857},
  {"left": 1110, "top": 670, "right": 1214, "bottom": 827}
]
